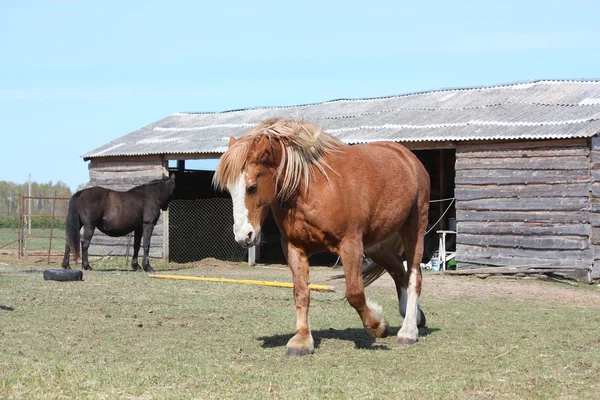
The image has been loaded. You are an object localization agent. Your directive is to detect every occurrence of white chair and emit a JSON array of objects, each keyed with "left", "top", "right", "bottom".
[{"left": 436, "top": 230, "right": 457, "bottom": 271}]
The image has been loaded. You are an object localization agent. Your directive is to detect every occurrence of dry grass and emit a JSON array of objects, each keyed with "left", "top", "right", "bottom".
[{"left": 1, "top": 257, "right": 600, "bottom": 399}]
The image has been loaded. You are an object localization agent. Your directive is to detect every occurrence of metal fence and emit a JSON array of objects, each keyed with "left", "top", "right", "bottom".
[
  {"left": 1, "top": 196, "right": 249, "bottom": 265},
  {"left": 168, "top": 198, "right": 248, "bottom": 263},
  {"left": 0, "top": 227, "right": 19, "bottom": 256},
  {"left": 0, "top": 194, "right": 70, "bottom": 262}
]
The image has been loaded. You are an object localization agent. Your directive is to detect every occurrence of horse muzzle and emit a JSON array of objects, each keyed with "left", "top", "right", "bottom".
[{"left": 234, "top": 227, "right": 261, "bottom": 248}]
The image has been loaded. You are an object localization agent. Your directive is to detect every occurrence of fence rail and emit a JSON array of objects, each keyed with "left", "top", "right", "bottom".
[
  {"left": 0, "top": 195, "right": 251, "bottom": 266},
  {"left": 18, "top": 193, "right": 70, "bottom": 262}
]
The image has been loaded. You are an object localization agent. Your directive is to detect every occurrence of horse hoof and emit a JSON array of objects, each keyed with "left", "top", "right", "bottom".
[
  {"left": 417, "top": 309, "right": 427, "bottom": 328},
  {"left": 373, "top": 321, "right": 390, "bottom": 338},
  {"left": 397, "top": 337, "right": 417, "bottom": 346},
  {"left": 62, "top": 265, "right": 71, "bottom": 270},
  {"left": 285, "top": 346, "right": 314, "bottom": 357},
  {"left": 379, "top": 326, "right": 390, "bottom": 338},
  {"left": 366, "top": 320, "right": 390, "bottom": 338},
  {"left": 144, "top": 266, "right": 155, "bottom": 273},
  {"left": 83, "top": 266, "right": 93, "bottom": 271}
]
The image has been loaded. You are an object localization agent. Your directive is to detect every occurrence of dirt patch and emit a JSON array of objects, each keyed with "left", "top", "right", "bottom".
[
  {"left": 193, "top": 258, "right": 600, "bottom": 307},
  {"left": 369, "top": 272, "right": 600, "bottom": 307},
  {"left": 3, "top": 254, "right": 600, "bottom": 307}
]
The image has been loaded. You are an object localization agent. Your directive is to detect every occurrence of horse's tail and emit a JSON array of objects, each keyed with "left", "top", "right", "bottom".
[
  {"left": 329, "top": 260, "right": 387, "bottom": 288},
  {"left": 329, "top": 234, "right": 404, "bottom": 287},
  {"left": 65, "top": 192, "right": 82, "bottom": 260},
  {"left": 360, "top": 261, "right": 388, "bottom": 287}
]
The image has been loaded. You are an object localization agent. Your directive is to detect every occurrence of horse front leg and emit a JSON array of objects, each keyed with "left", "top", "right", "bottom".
[
  {"left": 141, "top": 222, "right": 155, "bottom": 272},
  {"left": 284, "top": 242, "right": 313, "bottom": 357},
  {"left": 341, "top": 239, "right": 389, "bottom": 338},
  {"left": 131, "top": 228, "right": 142, "bottom": 271}
]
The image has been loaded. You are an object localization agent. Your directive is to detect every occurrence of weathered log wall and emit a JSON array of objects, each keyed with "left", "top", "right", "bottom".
[
  {"left": 86, "top": 157, "right": 169, "bottom": 259},
  {"left": 455, "top": 139, "right": 594, "bottom": 277},
  {"left": 590, "top": 136, "right": 600, "bottom": 279}
]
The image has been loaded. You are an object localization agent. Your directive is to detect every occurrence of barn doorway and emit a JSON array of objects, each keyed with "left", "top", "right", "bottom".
[
  {"left": 166, "top": 159, "right": 248, "bottom": 263},
  {"left": 413, "top": 148, "right": 457, "bottom": 263},
  {"left": 164, "top": 149, "right": 456, "bottom": 266}
]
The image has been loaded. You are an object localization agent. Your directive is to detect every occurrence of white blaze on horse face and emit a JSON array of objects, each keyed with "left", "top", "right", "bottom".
[{"left": 228, "top": 172, "right": 256, "bottom": 246}]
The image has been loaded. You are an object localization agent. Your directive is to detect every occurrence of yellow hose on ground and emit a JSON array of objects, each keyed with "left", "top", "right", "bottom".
[{"left": 148, "top": 274, "right": 336, "bottom": 292}]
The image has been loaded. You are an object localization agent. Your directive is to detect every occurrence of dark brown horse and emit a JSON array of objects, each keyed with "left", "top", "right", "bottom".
[
  {"left": 213, "top": 119, "right": 430, "bottom": 356},
  {"left": 61, "top": 175, "right": 175, "bottom": 272}
]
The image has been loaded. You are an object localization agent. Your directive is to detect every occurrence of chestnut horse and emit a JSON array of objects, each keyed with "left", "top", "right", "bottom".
[{"left": 213, "top": 119, "right": 429, "bottom": 356}]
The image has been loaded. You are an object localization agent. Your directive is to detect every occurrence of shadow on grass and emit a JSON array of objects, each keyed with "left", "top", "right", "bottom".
[
  {"left": 259, "top": 326, "right": 440, "bottom": 351},
  {"left": 31, "top": 265, "right": 193, "bottom": 273},
  {"left": 91, "top": 265, "right": 194, "bottom": 273},
  {"left": 19, "top": 268, "right": 127, "bottom": 273}
]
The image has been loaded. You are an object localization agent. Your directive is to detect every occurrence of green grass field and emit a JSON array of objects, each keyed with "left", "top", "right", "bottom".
[
  {"left": 1, "top": 258, "right": 600, "bottom": 399},
  {"left": 0, "top": 228, "right": 66, "bottom": 254},
  {"left": 0, "top": 228, "right": 19, "bottom": 251}
]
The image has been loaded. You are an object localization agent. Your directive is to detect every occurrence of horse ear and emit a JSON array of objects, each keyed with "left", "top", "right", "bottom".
[
  {"left": 259, "top": 148, "right": 273, "bottom": 164},
  {"left": 170, "top": 173, "right": 176, "bottom": 181},
  {"left": 228, "top": 136, "right": 238, "bottom": 147},
  {"left": 256, "top": 136, "right": 275, "bottom": 165}
]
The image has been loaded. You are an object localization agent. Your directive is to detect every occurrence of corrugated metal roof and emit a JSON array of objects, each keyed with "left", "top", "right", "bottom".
[{"left": 83, "top": 79, "right": 600, "bottom": 159}]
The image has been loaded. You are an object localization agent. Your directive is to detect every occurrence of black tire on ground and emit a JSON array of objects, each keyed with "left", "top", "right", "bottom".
[{"left": 43, "top": 269, "right": 83, "bottom": 282}]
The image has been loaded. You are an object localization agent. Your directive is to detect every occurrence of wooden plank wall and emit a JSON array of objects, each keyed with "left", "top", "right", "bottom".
[
  {"left": 591, "top": 136, "right": 600, "bottom": 279},
  {"left": 85, "top": 157, "right": 168, "bottom": 259},
  {"left": 455, "top": 139, "right": 593, "bottom": 272}
]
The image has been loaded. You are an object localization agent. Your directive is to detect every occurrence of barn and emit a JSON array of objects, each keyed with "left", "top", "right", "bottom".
[{"left": 82, "top": 79, "right": 600, "bottom": 280}]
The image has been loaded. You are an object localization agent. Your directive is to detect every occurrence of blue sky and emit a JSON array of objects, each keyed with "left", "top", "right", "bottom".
[{"left": 1, "top": 0, "right": 599, "bottom": 190}]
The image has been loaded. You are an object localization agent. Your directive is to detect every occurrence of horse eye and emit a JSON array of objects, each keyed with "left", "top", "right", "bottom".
[{"left": 247, "top": 184, "right": 258, "bottom": 195}]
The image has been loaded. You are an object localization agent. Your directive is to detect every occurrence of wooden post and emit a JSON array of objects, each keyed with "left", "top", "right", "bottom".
[
  {"left": 22, "top": 194, "right": 27, "bottom": 259},
  {"left": 163, "top": 160, "right": 171, "bottom": 263},
  {"left": 47, "top": 191, "right": 57, "bottom": 263},
  {"left": 18, "top": 194, "right": 22, "bottom": 259},
  {"left": 162, "top": 209, "right": 169, "bottom": 262},
  {"left": 438, "top": 149, "right": 445, "bottom": 231},
  {"left": 438, "top": 232, "right": 445, "bottom": 271},
  {"left": 28, "top": 174, "right": 31, "bottom": 235},
  {"left": 248, "top": 246, "right": 256, "bottom": 267}
]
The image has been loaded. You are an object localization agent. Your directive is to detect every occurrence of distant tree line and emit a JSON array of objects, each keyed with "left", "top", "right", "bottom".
[{"left": 0, "top": 180, "right": 83, "bottom": 229}]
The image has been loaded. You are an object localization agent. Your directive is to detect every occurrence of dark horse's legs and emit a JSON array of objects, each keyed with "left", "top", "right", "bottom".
[
  {"left": 131, "top": 224, "right": 155, "bottom": 272},
  {"left": 131, "top": 228, "right": 143, "bottom": 271},
  {"left": 81, "top": 225, "right": 95, "bottom": 271},
  {"left": 141, "top": 222, "right": 155, "bottom": 272},
  {"left": 61, "top": 244, "right": 71, "bottom": 269}
]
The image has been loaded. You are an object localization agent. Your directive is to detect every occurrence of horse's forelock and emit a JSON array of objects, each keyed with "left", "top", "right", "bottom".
[
  {"left": 213, "top": 138, "right": 252, "bottom": 191},
  {"left": 214, "top": 118, "right": 344, "bottom": 198}
]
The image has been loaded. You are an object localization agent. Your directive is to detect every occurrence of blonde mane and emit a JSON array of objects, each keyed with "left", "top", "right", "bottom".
[{"left": 213, "top": 118, "right": 345, "bottom": 200}]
